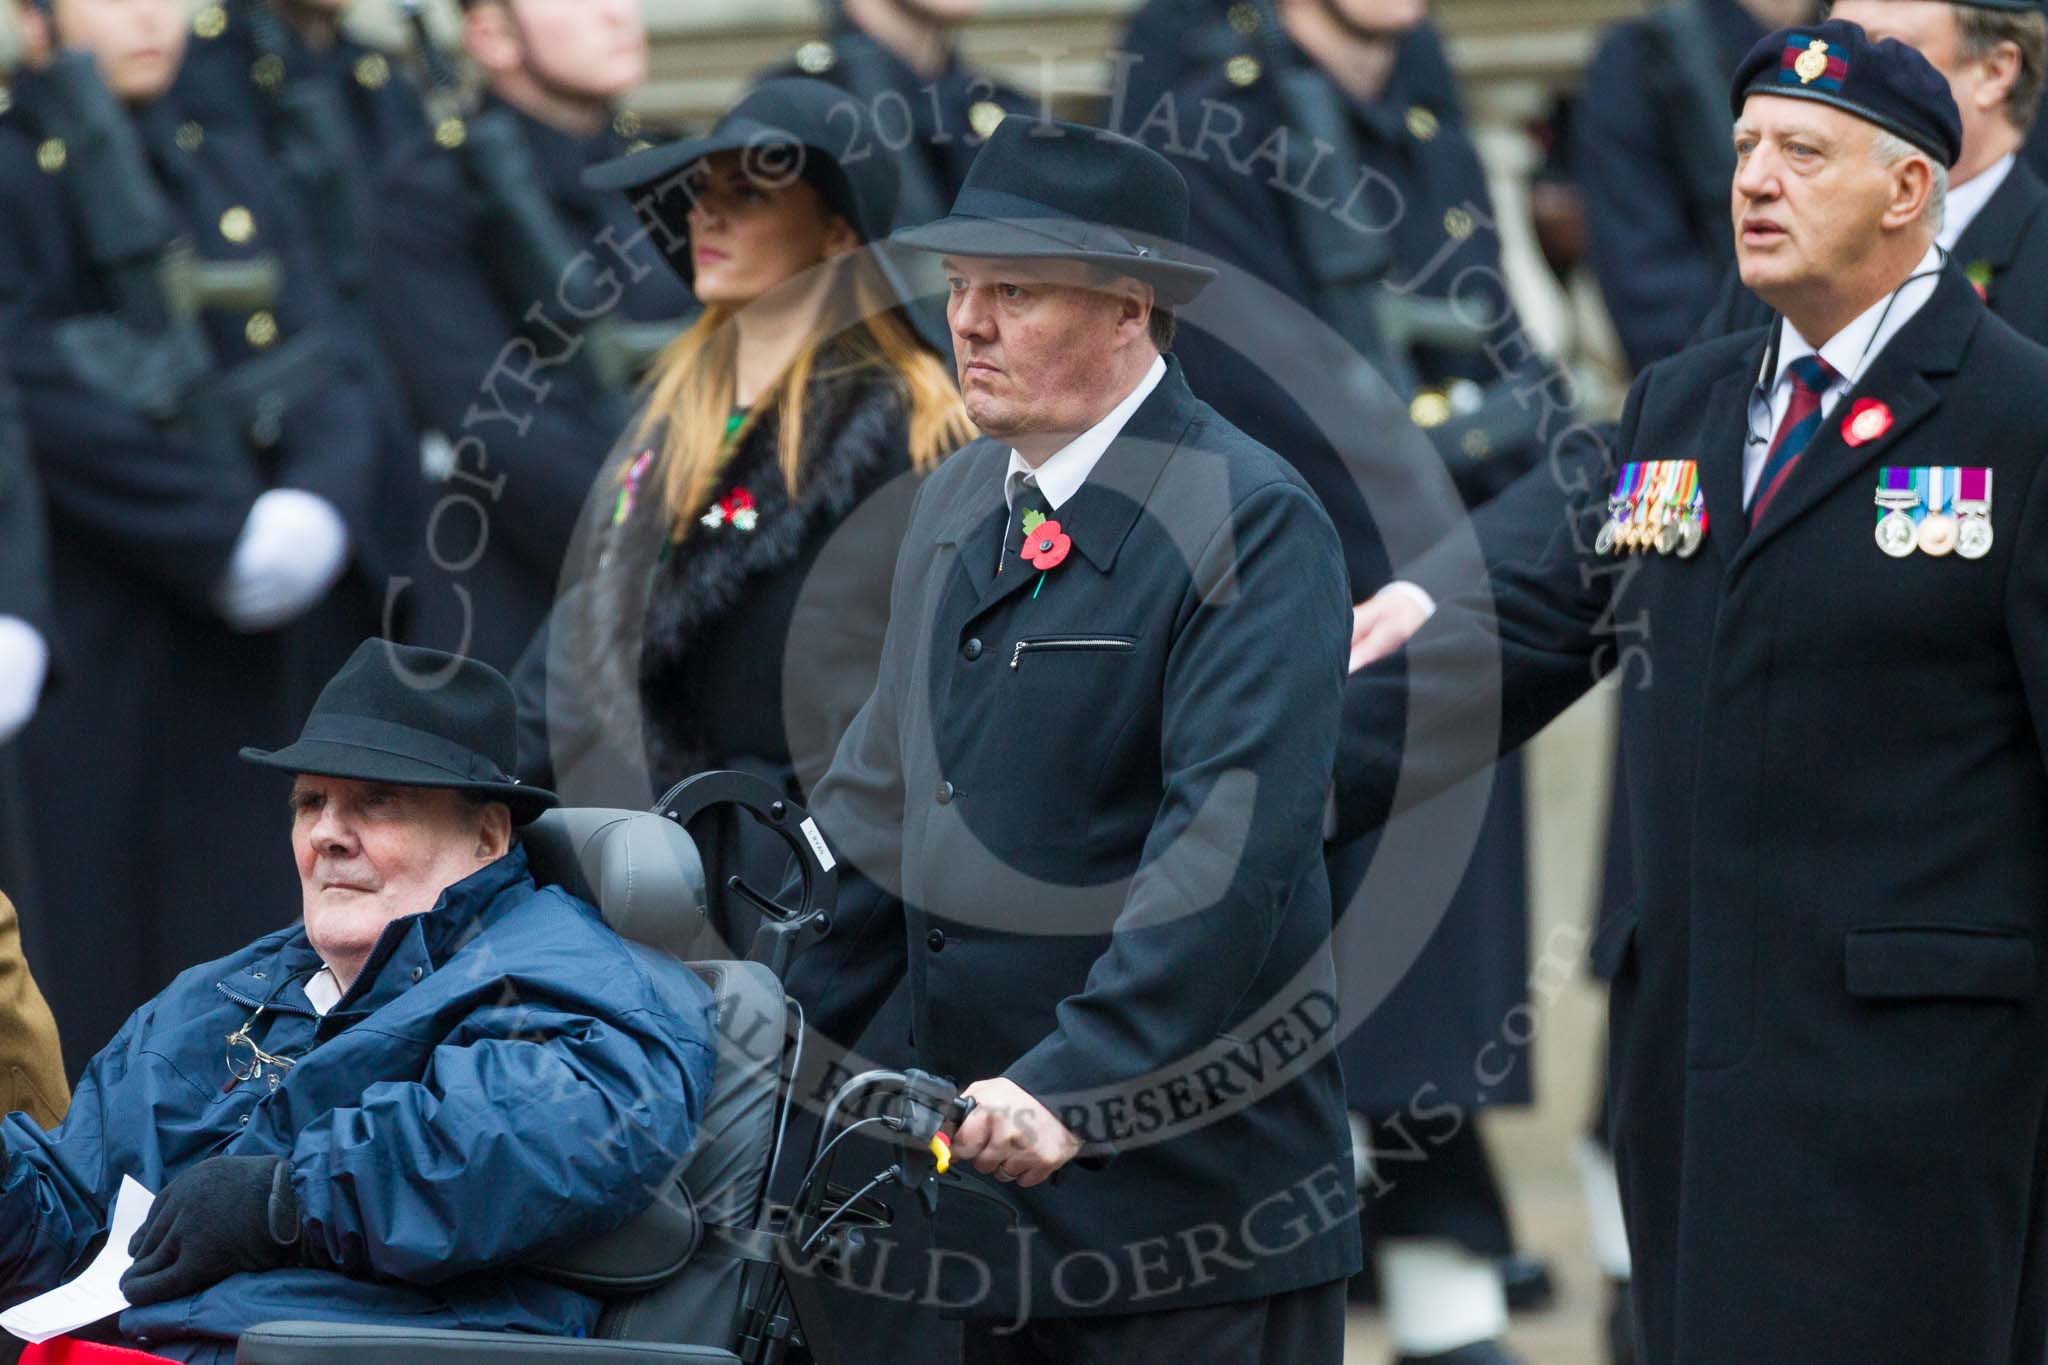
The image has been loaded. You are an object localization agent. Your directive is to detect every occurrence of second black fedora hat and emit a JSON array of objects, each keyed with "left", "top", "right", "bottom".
[
  {"left": 584, "top": 77, "right": 899, "bottom": 287},
  {"left": 890, "top": 117, "right": 1217, "bottom": 305}
]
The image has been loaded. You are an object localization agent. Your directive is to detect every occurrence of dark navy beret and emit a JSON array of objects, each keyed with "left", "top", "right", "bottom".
[{"left": 1731, "top": 20, "right": 1963, "bottom": 169}]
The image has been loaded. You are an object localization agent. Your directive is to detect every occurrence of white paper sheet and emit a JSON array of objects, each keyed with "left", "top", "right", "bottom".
[{"left": 1, "top": 1175, "right": 157, "bottom": 1344}]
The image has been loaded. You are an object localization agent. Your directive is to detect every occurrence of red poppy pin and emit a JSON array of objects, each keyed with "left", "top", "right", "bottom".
[
  {"left": 1019, "top": 509, "right": 1071, "bottom": 598},
  {"left": 700, "top": 485, "right": 759, "bottom": 532},
  {"left": 1842, "top": 398, "right": 1893, "bottom": 448}
]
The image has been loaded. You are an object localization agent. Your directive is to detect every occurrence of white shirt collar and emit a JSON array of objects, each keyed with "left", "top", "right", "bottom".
[
  {"left": 1004, "top": 357, "right": 1168, "bottom": 511},
  {"left": 1940, "top": 153, "right": 2016, "bottom": 252},
  {"left": 1771, "top": 244, "right": 1946, "bottom": 395},
  {"left": 303, "top": 965, "right": 342, "bottom": 1017}
]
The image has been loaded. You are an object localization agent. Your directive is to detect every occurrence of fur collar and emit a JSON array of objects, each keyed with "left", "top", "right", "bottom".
[{"left": 567, "top": 361, "right": 913, "bottom": 784}]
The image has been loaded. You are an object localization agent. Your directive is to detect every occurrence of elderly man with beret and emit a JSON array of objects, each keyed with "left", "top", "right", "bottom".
[
  {"left": 1331, "top": 20, "right": 2048, "bottom": 1363},
  {"left": 0, "top": 640, "right": 716, "bottom": 1363}
]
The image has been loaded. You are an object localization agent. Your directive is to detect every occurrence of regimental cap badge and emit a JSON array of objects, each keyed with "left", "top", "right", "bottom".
[
  {"left": 796, "top": 41, "right": 836, "bottom": 75},
  {"left": 1783, "top": 35, "right": 1846, "bottom": 91}
]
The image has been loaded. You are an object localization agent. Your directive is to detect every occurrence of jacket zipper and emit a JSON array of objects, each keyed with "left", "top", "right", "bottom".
[{"left": 1010, "top": 637, "right": 1136, "bottom": 670}]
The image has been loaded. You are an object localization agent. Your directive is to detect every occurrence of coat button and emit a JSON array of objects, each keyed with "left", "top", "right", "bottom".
[
  {"left": 962, "top": 638, "right": 983, "bottom": 661},
  {"left": 926, "top": 929, "right": 945, "bottom": 952},
  {"left": 936, "top": 781, "right": 954, "bottom": 804},
  {"left": 410, "top": 967, "right": 424, "bottom": 983}
]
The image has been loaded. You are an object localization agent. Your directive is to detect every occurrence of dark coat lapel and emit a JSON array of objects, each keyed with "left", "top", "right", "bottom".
[
  {"left": 1695, "top": 343, "right": 1766, "bottom": 570},
  {"left": 1735, "top": 266, "right": 1980, "bottom": 572},
  {"left": 1953, "top": 160, "right": 2048, "bottom": 286}
]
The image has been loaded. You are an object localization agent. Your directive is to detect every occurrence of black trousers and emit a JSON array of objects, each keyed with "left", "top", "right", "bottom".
[
  {"left": 961, "top": 1278, "right": 1346, "bottom": 1365},
  {"left": 1359, "top": 1116, "right": 1516, "bottom": 1257}
]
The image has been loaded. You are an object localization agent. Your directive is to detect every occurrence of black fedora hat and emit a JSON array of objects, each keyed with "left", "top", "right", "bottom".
[
  {"left": 584, "top": 77, "right": 898, "bottom": 288},
  {"left": 891, "top": 117, "right": 1217, "bottom": 305},
  {"left": 241, "top": 640, "right": 557, "bottom": 825}
]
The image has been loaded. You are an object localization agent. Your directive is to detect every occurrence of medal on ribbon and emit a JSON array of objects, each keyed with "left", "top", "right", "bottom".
[
  {"left": 1874, "top": 466, "right": 1921, "bottom": 558},
  {"left": 1955, "top": 467, "right": 1994, "bottom": 559},
  {"left": 1596, "top": 462, "right": 1636, "bottom": 556},
  {"left": 1916, "top": 466, "right": 1958, "bottom": 557},
  {"left": 1674, "top": 461, "right": 1707, "bottom": 558}
]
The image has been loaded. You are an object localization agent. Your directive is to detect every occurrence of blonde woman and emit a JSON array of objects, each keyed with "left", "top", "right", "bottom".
[{"left": 515, "top": 79, "right": 973, "bottom": 949}]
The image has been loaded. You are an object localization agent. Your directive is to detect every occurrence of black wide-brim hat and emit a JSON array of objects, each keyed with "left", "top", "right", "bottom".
[
  {"left": 241, "top": 640, "right": 558, "bottom": 825},
  {"left": 584, "top": 77, "right": 898, "bottom": 288},
  {"left": 892, "top": 117, "right": 1217, "bottom": 305},
  {"left": 1733, "top": 19, "right": 1963, "bottom": 169}
]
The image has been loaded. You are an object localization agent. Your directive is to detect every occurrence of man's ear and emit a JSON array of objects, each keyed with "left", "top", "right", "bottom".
[
  {"left": 462, "top": 0, "right": 523, "bottom": 78},
  {"left": 1882, "top": 153, "right": 1937, "bottom": 232},
  {"left": 477, "top": 803, "right": 513, "bottom": 860},
  {"left": 1971, "top": 39, "right": 2024, "bottom": 118},
  {"left": 1114, "top": 279, "right": 1153, "bottom": 343}
]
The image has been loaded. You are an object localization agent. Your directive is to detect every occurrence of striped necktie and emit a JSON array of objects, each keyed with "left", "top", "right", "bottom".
[{"left": 1749, "top": 354, "right": 1838, "bottom": 525}]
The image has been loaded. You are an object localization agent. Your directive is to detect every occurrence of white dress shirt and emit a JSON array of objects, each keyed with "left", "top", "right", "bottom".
[
  {"left": 1003, "top": 356, "right": 1168, "bottom": 511},
  {"left": 1940, "top": 153, "right": 2015, "bottom": 252},
  {"left": 1743, "top": 244, "right": 1943, "bottom": 504}
]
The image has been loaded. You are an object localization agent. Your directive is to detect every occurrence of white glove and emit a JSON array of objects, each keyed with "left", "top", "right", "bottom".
[
  {"left": 0, "top": 616, "right": 49, "bottom": 744},
  {"left": 213, "top": 489, "right": 352, "bottom": 633}
]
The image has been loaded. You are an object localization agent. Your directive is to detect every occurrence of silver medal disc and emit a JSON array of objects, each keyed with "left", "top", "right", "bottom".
[
  {"left": 1957, "top": 515, "right": 1994, "bottom": 560},
  {"left": 1876, "top": 510, "right": 1918, "bottom": 558},
  {"left": 1655, "top": 522, "right": 1681, "bottom": 555},
  {"left": 1596, "top": 520, "right": 1617, "bottom": 556},
  {"left": 1677, "top": 518, "right": 1705, "bottom": 558}
]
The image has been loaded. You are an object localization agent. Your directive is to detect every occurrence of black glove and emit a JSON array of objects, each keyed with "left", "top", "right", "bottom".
[{"left": 121, "top": 1155, "right": 302, "bottom": 1305}]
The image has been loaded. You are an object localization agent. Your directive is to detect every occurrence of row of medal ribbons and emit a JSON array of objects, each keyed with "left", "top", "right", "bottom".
[
  {"left": 1873, "top": 466, "right": 1995, "bottom": 560},
  {"left": 1599, "top": 460, "right": 1707, "bottom": 558}
]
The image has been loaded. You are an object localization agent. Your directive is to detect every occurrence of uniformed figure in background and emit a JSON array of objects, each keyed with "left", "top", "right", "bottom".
[
  {"left": 176, "top": 0, "right": 425, "bottom": 177},
  {"left": 1139, "top": 2, "right": 1560, "bottom": 1359},
  {"left": 372, "top": 0, "right": 694, "bottom": 673},
  {"left": 0, "top": 0, "right": 378, "bottom": 1073},
  {"left": 1114, "top": 0, "right": 1243, "bottom": 125},
  {"left": 1576, "top": 0, "right": 1817, "bottom": 375},
  {"left": 174, "top": 0, "right": 431, "bottom": 714},
  {"left": 0, "top": 370, "right": 51, "bottom": 910},
  {"left": 768, "top": 0, "right": 1033, "bottom": 234},
  {"left": 1336, "top": 22, "right": 2048, "bottom": 1361}
]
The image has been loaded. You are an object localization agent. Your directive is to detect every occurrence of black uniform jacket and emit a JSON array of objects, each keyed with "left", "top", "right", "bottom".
[
  {"left": 1335, "top": 267, "right": 2048, "bottom": 1364},
  {"left": 0, "top": 378, "right": 50, "bottom": 641},
  {"left": 370, "top": 98, "right": 695, "bottom": 670},
  {"left": 786, "top": 360, "right": 1364, "bottom": 1317},
  {"left": 0, "top": 93, "right": 376, "bottom": 1068},
  {"left": 1575, "top": 0, "right": 1772, "bottom": 371}
]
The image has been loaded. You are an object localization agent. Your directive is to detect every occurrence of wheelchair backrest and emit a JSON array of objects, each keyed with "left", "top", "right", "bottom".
[{"left": 521, "top": 809, "right": 795, "bottom": 1348}]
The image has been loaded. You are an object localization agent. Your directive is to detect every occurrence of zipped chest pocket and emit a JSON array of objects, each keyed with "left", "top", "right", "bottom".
[{"left": 1010, "top": 635, "right": 1137, "bottom": 670}]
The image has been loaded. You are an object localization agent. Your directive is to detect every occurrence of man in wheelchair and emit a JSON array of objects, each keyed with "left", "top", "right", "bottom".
[{"left": 0, "top": 641, "right": 717, "bottom": 1363}]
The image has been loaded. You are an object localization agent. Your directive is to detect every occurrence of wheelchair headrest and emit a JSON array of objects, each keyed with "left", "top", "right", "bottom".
[{"left": 520, "top": 808, "right": 707, "bottom": 960}]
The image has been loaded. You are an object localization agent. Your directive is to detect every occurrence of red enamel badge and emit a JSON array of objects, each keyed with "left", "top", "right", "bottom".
[{"left": 1842, "top": 398, "right": 1892, "bottom": 448}]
